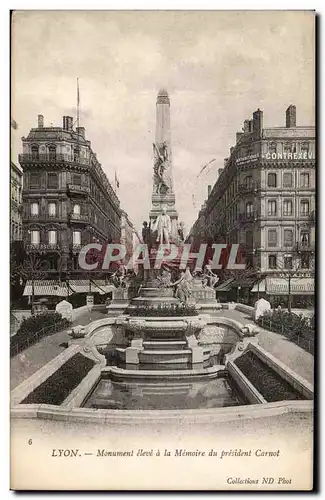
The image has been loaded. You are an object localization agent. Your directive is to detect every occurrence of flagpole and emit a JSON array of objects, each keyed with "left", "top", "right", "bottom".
[{"left": 77, "top": 77, "right": 80, "bottom": 130}]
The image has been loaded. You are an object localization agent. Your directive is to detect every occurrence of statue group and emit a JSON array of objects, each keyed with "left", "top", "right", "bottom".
[{"left": 153, "top": 142, "right": 172, "bottom": 195}]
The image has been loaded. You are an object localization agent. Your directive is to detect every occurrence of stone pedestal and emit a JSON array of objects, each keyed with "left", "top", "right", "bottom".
[
  {"left": 106, "top": 287, "right": 130, "bottom": 316},
  {"left": 191, "top": 279, "right": 221, "bottom": 314}
]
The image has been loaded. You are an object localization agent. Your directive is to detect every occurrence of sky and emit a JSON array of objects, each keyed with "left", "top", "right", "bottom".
[{"left": 11, "top": 10, "right": 315, "bottom": 236}]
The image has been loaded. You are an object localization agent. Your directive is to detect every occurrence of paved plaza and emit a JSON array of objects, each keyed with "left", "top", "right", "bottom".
[{"left": 10, "top": 309, "right": 107, "bottom": 389}]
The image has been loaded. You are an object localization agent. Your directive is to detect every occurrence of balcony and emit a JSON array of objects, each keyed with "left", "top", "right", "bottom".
[
  {"left": 238, "top": 182, "right": 260, "bottom": 194},
  {"left": 19, "top": 153, "right": 90, "bottom": 167},
  {"left": 67, "top": 183, "right": 90, "bottom": 195},
  {"left": 296, "top": 242, "right": 315, "bottom": 253},
  {"left": 70, "top": 244, "right": 82, "bottom": 253},
  {"left": 237, "top": 212, "right": 259, "bottom": 224},
  {"left": 25, "top": 243, "right": 61, "bottom": 252},
  {"left": 69, "top": 213, "right": 89, "bottom": 223}
]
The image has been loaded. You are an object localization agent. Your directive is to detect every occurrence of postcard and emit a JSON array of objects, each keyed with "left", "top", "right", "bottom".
[{"left": 10, "top": 10, "right": 315, "bottom": 491}]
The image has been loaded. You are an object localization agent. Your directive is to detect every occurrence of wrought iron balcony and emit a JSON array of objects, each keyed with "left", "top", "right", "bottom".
[
  {"left": 295, "top": 242, "right": 315, "bottom": 252},
  {"left": 238, "top": 182, "right": 260, "bottom": 194},
  {"left": 69, "top": 213, "right": 89, "bottom": 223},
  {"left": 25, "top": 243, "right": 61, "bottom": 252},
  {"left": 237, "top": 212, "right": 259, "bottom": 223},
  {"left": 19, "top": 153, "right": 90, "bottom": 166},
  {"left": 67, "top": 183, "right": 90, "bottom": 195}
]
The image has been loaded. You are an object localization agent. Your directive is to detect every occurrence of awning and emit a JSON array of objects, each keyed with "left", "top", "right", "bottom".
[
  {"left": 251, "top": 279, "right": 266, "bottom": 293},
  {"left": 264, "top": 277, "right": 314, "bottom": 295},
  {"left": 68, "top": 280, "right": 115, "bottom": 295},
  {"left": 23, "top": 280, "right": 69, "bottom": 297},
  {"left": 215, "top": 278, "right": 236, "bottom": 292}
]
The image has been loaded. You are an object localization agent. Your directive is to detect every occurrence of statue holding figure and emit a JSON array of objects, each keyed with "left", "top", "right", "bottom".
[
  {"left": 173, "top": 268, "right": 194, "bottom": 303},
  {"left": 153, "top": 142, "right": 172, "bottom": 195},
  {"left": 202, "top": 260, "right": 220, "bottom": 288},
  {"left": 152, "top": 208, "right": 172, "bottom": 245}
]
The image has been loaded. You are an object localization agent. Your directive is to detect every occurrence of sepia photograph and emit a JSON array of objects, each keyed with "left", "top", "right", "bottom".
[{"left": 10, "top": 9, "right": 315, "bottom": 491}]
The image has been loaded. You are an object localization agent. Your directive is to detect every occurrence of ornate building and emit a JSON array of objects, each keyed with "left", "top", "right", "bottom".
[
  {"left": 190, "top": 105, "right": 315, "bottom": 305},
  {"left": 11, "top": 161, "right": 23, "bottom": 241},
  {"left": 19, "top": 114, "right": 121, "bottom": 281}
]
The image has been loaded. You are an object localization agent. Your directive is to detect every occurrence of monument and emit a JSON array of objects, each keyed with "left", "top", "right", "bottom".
[{"left": 149, "top": 89, "right": 179, "bottom": 241}]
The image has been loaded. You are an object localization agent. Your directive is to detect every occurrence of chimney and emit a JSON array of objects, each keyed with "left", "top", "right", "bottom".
[
  {"left": 286, "top": 105, "right": 296, "bottom": 128},
  {"left": 253, "top": 108, "right": 263, "bottom": 137},
  {"left": 38, "top": 114, "right": 44, "bottom": 128},
  {"left": 76, "top": 126, "right": 85, "bottom": 138},
  {"left": 223, "top": 158, "right": 228, "bottom": 166},
  {"left": 63, "top": 116, "right": 74, "bottom": 131},
  {"left": 208, "top": 185, "right": 212, "bottom": 197},
  {"left": 243, "top": 120, "right": 250, "bottom": 133}
]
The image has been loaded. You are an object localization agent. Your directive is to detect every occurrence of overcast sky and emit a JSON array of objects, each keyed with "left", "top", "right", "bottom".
[{"left": 11, "top": 10, "right": 315, "bottom": 235}]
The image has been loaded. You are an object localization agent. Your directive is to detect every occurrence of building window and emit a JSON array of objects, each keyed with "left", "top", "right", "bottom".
[
  {"left": 48, "top": 202, "right": 56, "bottom": 217},
  {"left": 300, "top": 200, "right": 310, "bottom": 216},
  {"left": 268, "top": 254, "right": 277, "bottom": 269},
  {"left": 48, "top": 145, "right": 56, "bottom": 160},
  {"left": 284, "top": 256, "right": 293, "bottom": 269},
  {"left": 284, "top": 229, "right": 293, "bottom": 247},
  {"left": 73, "top": 173, "right": 82, "bottom": 185},
  {"left": 30, "top": 230, "right": 40, "bottom": 245},
  {"left": 73, "top": 204, "right": 80, "bottom": 215},
  {"left": 31, "top": 202, "right": 39, "bottom": 216},
  {"left": 73, "top": 148, "right": 80, "bottom": 162},
  {"left": 283, "top": 172, "right": 293, "bottom": 188},
  {"left": 301, "top": 232, "right": 309, "bottom": 245},
  {"left": 268, "top": 200, "right": 277, "bottom": 216},
  {"left": 283, "top": 142, "right": 292, "bottom": 154},
  {"left": 48, "top": 173, "right": 58, "bottom": 189},
  {"left": 48, "top": 230, "right": 57, "bottom": 245},
  {"left": 245, "top": 176, "right": 253, "bottom": 189},
  {"left": 283, "top": 200, "right": 293, "bottom": 216},
  {"left": 267, "top": 173, "right": 277, "bottom": 188},
  {"left": 30, "top": 173, "right": 40, "bottom": 189},
  {"left": 31, "top": 145, "right": 39, "bottom": 159},
  {"left": 246, "top": 202, "right": 253, "bottom": 216},
  {"left": 300, "top": 173, "right": 310, "bottom": 188},
  {"left": 301, "top": 254, "right": 310, "bottom": 269},
  {"left": 268, "top": 229, "right": 277, "bottom": 247},
  {"left": 73, "top": 231, "right": 81, "bottom": 245}
]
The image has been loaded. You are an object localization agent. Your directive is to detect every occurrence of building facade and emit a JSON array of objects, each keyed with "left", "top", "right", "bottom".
[
  {"left": 19, "top": 114, "right": 121, "bottom": 280},
  {"left": 190, "top": 105, "right": 315, "bottom": 305},
  {"left": 11, "top": 161, "right": 23, "bottom": 241}
]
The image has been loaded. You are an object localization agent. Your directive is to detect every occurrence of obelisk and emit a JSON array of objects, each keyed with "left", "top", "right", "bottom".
[{"left": 149, "top": 88, "right": 178, "bottom": 240}]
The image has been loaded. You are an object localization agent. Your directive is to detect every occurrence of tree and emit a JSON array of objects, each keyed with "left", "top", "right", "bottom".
[{"left": 19, "top": 253, "right": 49, "bottom": 313}]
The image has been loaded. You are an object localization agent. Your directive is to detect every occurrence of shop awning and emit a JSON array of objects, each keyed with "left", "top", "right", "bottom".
[
  {"left": 23, "top": 280, "right": 69, "bottom": 297},
  {"left": 215, "top": 278, "right": 236, "bottom": 292},
  {"left": 251, "top": 279, "right": 266, "bottom": 293},
  {"left": 259, "top": 277, "right": 315, "bottom": 295},
  {"left": 67, "top": 280, "right": 115, "bottom": 295}
]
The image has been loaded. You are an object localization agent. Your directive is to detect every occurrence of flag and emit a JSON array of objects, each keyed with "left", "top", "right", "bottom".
[
  {"left": 197, "top": 158, "right": 216, "bottom": 178},
  {"left": 115, "top": 171, "right": 120, "bottom": 189},
  {"left": 11, "top": 118, "right": 18, "bottom": 130}
]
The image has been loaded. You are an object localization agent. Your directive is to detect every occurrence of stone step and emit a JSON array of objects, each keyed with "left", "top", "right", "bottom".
[
  {"left": 143, "top": 340, "right": 187, "bottom": 350},
  {"left": 139, "top": 349, "right": 192, "bottom": 364}
]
